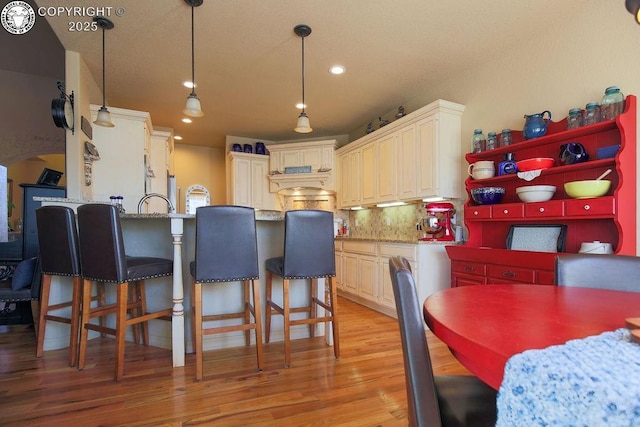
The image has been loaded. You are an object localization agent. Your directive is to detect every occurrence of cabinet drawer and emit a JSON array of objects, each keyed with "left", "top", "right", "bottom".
[
  {"left": 487, "top": 265, "right": 535, "bottom": 283},
  {"left": 565, "top": 197, "right": 615, "bottom": 217},
  {"left": 453, "top": 273, "right": 486, "bottom": 287},
  {"left": 524, "top": 201, "right": 564, "bottom": 218},
  {"left": 334, "top": 240, "right": 343, "bottom": 251},
  {"left": 451, "top": 260, "right": 486, "bottom": 276},
  {"left": 491, "top": 204, "right": 524, "bottom": 219},
  {"left": 536, "top": 270, "right": 556, "bottom": 285},
  {"left": 378, "top": 243, "right": 416, "bottom": 260},
  {"left": 343, "top": 240, "right": 377, "bottom": 255},
  {"left": 465, "top": 206, "right": 491, "bottom": 220}
]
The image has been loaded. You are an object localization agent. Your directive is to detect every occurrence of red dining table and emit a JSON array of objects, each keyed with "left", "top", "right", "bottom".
[{"left": 423, "top": 284, "right": 640, "bottom": 390}]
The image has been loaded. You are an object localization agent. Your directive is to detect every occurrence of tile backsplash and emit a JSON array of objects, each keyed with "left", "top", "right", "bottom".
[{"left": 341, "top": 201, "right": 463, "bottom": 242}]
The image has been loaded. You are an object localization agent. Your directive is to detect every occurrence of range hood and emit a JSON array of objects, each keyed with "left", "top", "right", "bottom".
[{"left": 267, "top": 139, "right": 336, "bottom": 193}]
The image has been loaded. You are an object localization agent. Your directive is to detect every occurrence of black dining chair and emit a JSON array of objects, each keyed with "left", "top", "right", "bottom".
[
  {"left": 555, "top": 253, "right": 640, "bottom": 291},
  {"left": 389, "top": 256, "right": 497, "bottom": 427}
]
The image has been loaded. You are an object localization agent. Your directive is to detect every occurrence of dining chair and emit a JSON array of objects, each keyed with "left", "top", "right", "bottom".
[
  {"left": 76, "top": 203, "right": 173, "bottom": 381},
  {"left": 389, "top": 256, "right": 497, "bottom": 427},
  {"left": 265, "top": 209, "right": 339, "bottom": 367},
  {"left": 555, "top": 253, "right": 640, "bottom": 291},
  {"left": 190, "top": 205, "right": 263, "bottom": 381}
]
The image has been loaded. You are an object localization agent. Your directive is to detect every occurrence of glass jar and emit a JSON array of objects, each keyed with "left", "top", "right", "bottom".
[
  {"left": 583, "top": 102, "right": 601, "bottom": 126},
  {"left": 601, "top": 86, "right": 624, "bottom": 121},
  {"left": 500, "top": 129, "right": 513, "bottom": 147},
  {"left": 486, "top": 132, "right": 497, "bottom": 150},
  {"left": 471, "top": 129, "right": 486, "bottom": 154},
  {"left": 567, "top": 108, "right": 583, "bottom": 130}
]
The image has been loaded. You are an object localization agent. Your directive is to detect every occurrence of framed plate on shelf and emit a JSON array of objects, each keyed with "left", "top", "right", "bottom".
[{"left": 506, "top": 224, "right": 567, "bottom": 252}]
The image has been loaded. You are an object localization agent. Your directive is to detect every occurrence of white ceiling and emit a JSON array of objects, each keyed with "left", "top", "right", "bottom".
[{"left": 35, "top": 0, "right": 583, "bottom": 148}]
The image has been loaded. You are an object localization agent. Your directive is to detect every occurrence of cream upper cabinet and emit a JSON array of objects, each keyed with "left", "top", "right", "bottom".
[
  {"left": 90, "top": 105, "right": 152, "bottom": 213},
  {"left": 228, "top": 152, "right": 278, "bottom": 210},
  {"left": 360, "top": 142, "right": 377, "bottom": 204},
  {"left": 267, "top": 140, "right": 336, "bottom": 193},
  {"left": 338, "top": 153, "right": 351, "bottom": 208},
  {"left": 335, "top": 99, "right": 464, "bottom": 206}
]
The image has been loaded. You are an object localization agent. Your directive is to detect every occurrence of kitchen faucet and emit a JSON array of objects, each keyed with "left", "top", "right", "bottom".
[{"left": 137, "top": 193, "right": 175, "bottom": 214}]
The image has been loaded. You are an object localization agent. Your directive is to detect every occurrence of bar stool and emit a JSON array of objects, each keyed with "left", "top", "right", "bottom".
[
  {"left": 76, "top": 204, "right": 173, "bottom": 381},
  {"left": 190, "top": 205, "right": 263, "bottom": 381},
  {"left": 35, "top": 206, "right": 83, "bottom": 366},
  {"left": 265, "top": 209, "right": 340, "bottom": 367}
]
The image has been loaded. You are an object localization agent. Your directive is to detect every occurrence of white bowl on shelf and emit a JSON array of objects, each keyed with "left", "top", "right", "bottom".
[{"left": 515, "top": 185, "right": 556, "bottom": 203}]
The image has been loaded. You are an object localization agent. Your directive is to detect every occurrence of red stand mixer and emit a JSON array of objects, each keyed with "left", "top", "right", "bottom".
[{"left": 420, "top": 202, "right": 455, "bottom": 241}]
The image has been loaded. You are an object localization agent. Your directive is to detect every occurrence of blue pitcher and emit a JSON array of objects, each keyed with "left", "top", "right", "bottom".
[{"left": 523, "top": 110, "right": 552, "bottom": 139}]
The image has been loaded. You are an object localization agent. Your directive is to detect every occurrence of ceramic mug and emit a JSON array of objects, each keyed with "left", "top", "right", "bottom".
[{"left": 468, "top": 161, "right": 495, "bottom": 180}]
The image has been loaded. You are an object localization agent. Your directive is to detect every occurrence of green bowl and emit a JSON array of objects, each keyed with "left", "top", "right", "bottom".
[{"left": 564, "top": 180, "right": 611, "bottom": 199}]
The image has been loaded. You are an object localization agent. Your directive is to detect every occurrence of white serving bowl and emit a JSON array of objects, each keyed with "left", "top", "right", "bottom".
[{"left": 515, "top": 185, "right": 556, "bottom": 203}]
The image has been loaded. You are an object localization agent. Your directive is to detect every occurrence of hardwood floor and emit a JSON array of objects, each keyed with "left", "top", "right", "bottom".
[{"left": 0, "top": 297, "right": 470, "bottom": 426}]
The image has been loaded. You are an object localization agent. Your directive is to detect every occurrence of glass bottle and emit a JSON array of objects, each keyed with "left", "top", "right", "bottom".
[
  {"left": 498, "top": 153, "right": 518, "bottom": 176},
  {"left": 601, "top": 86, "right": 624, "bottom": 121},
  {"left": 500, "top": 129, "right": 513, "bottom": 147},
  {"left": 486, "top": 132, "right": 497, "bottom": 150},
  {"left": 567, "top": 108, "right": 583, "bottom": 130},
  {"left": 583, "top": 102, "right": 601, "bottom": 126},
  {"left": 471, "top": 129, "right": 486, "bottom": 154}
]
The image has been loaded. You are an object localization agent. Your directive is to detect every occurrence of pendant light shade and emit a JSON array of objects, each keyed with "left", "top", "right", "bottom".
[
  {"left": 93, "top": 17, "right": 115, "bottom": 128},
  {"left": 626, "top": 0, "right": 640, "bottom": 24},
  {"left": 184, "top": 0, "right": 204, "bottom": 117},
  {"left": 294, "top": 24, "right": 312, "bottom": 133}
]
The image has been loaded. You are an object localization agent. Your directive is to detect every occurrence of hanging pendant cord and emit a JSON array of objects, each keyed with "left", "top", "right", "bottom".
[
  {"left": 301, "top": 34, "right": 305, "bottom": 113},
  {"left": 101, "top": 26, "right": 106, "bottom": 107},
  {"left": 190, "top": 4, "right": 196, "bottom": 96}
]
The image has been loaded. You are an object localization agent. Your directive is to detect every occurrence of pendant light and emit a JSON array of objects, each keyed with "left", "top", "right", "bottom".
[
  {"left": 294, "top": 24, "right": 312, "bottom": 133},
  {"left": 93, "top": 16, "right": 115, "bottom": 128},
  {"left": 183, "top": 0, "right": 204, "bottom": 117},
  {"left": 626, "top": 0, "right": 640, "bottom": 24}
]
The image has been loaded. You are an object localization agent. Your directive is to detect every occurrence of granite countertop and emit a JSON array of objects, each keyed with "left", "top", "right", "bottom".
[{"left": 335, "top": 236, "right": 458, "bottom": 245}]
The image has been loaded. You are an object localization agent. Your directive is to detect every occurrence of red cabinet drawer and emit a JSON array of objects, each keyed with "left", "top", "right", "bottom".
[
  {"left": 486, "top": 264, "right": 535, "bottom": 283},
  {"left": 453, "top": 273, "right": 486, "bottom": 287},
  {"left": 465, "top": 206, "right": 491, "bottom": 220},
  {"left": 451, "top": 260, "right": 486, "bottom": 276},
  {"left": 524, "top": 200, "right": 564, "bottom": 218},
  {"left": 536, "top": 270, "right": 556, "bottom": 285},
  {"left": 491, "top": 204, "right": 524, "bottom": 219},
  {"left": 565, "top": 197, "right": 615, "bottom": 217}
]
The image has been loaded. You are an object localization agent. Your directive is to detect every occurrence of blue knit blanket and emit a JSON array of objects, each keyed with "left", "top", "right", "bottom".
[{"left": 497, "top": 328, "right": 640, "bottom": 427}]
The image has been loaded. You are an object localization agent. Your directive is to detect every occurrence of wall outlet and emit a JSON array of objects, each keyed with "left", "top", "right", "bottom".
[
  {"left": 355, "top": 219, "right": 359, "bottom": 227},
  {"left": 385, "top": 217, "right": 391, "bottom": 226}
]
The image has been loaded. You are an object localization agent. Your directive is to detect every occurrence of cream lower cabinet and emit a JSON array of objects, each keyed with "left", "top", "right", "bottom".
[
  {"left": 228, "top": 152, "right": 278, "bottom": 210},
  {"left": 338, "top": 241, "right": 417, "bottom": 318}
]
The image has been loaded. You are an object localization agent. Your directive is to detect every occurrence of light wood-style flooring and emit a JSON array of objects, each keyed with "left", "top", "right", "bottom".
[{"left": 0, "top": 297, "right": 470, "bottom": 427}]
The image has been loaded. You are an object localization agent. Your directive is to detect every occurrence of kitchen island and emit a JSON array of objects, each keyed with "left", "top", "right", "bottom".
[{"left": 37, "top": 199, "right": 326, "bottom": 368}]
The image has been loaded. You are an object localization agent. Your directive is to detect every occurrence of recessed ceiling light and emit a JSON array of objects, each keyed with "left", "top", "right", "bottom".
[
  {"left": 182, "top": 80, "right": 197, "bottom": 89},
  {"left": 174, "top": 135, "right": 183, "bottom": 140},
  {"left": 295, "top": 102, "right": 307, "bottom": 109},
  {"left": 182, "top": 118, "right": 193, "bottom": 124},
  {"left": 329, "top": 65, "right": 345, "bottom": 75}
]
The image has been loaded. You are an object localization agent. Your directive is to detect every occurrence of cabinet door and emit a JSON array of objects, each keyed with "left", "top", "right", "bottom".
[
  {"left": 377, "top": 133, "right": 397, "bottom": 202},
  {"left": 343, "top": 252, "right": 359, "bottom": 293},
  {"left": 416, "top": 116, "right": 437, "bottom": 197},
  {"left": 398, "top": 125, "right": 417, "bottom": 199},
  {"left": 349, "top": 150, "right": 361, "bottom": 206},
  {"left": 335, "top": 250, "right": 343, "bottom": 290},
  {"left": 231, "top": 157, "right": 252, "bottom": 207},
  {"left": 452, "top": 273, "right": 486, "bottom": 287},
  {"left": 338, "top": 153, "right": 351, "bottom": 208},
  {"left": 281, "top": 151, "right": 301, "bottom": 169},
  {"left": 379, "top": 257, "right": 397, "bottom": 310},
  {"left": 250, "top": 158, "right": 269, "bottom": 209},
  {"left": 357, "top": 255, "right": 378, "bottom": 302},
  {"left": 361, "top": 143, "right": 376, "bottom": 204}
]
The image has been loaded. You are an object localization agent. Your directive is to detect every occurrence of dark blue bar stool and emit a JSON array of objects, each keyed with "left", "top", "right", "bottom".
[
  {"left": 190, "top": 205, "right": 263, "bottom": 381},
  {"left": 265, "top": 209, "right": 340, "bottom": 367}
]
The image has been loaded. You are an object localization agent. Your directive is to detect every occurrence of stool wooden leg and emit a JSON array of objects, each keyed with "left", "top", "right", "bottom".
[
  {"left": 77, "top": 279, "right": 93, "bottom": 371},
  {"left": 98, "top": 282, "right": 106, "bottom": 337},
  {"left": 138, "top": 280, "right": 149, "bottom": 345},
  {"left": 265, "top": 271, "right": 273, "bottom": 343},
  {"left": 252, "top": 279, "right": 264, "bottom": 370},
  {"left": 283, "top": 278, "right": 291, "bottom": 368},
  {"left": 309, "top": 278, "right": 317, "bottom": 338},
  {"left": 328, "top": 277, "right": 340, "bottom": 360},
  {"left": 115, "top": 282, "right": 128, "bottom": 382},
  {"left": 68, "top": 276, "right": 82, "bottom": 367},
  {"left": 36, "top": 274, "right": 52, "bottom": 358},
  {"left": 243, "top": 280, "right": 251, "bottom": 346},
  {"left": 194, "top": 281, "right": 203, "bottom": 381}
]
